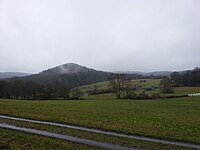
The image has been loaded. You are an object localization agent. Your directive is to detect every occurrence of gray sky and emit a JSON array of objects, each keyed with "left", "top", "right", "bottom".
[{"left": 0, "top": 0, "right": 200, "bottom": 73}]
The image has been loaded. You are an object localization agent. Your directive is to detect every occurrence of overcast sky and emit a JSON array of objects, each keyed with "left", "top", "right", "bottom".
[{"left": 0, "top": 0, "right": 200, "bottom": 73}]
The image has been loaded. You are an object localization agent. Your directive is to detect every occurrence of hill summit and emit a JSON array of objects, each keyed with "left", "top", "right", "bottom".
[{"left": 40, "top": 63, "right": 93, "bottom": 75}]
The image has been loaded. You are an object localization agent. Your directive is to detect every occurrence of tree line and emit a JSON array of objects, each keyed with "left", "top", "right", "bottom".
[
  {"left": 0, "top": 80, "right": 82, "bottom": 100},
  {"left": 171, "top": 67, "right": 200, "bottom": 86}
]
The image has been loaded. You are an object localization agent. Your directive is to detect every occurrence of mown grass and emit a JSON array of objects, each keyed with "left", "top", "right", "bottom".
[
  {"left": 83, "top": 93, "right": 116, "bottom": 100},
  {"left": 76, "top": 81, "right": 109, "bottom": 92},
  {"left": 0, "top": 128, "right": 100, "bottom": 150},
  {"left": 172, "top": 87, "right": 200, "bottom": 96},
  {"left": 77, "top": 79, "right": 161, "bottom": 92},
  {"left": 0, "top": 118, "right": 191, "bottom": 150},
  {"left": 0, "top": 97, "right": 199, "bottom": 144},
  {"left": 137, "top": 86, "right": 200, "bottom": 96},
  {"left": 130, "top": 79, "right": 161, "bottom": 87}
]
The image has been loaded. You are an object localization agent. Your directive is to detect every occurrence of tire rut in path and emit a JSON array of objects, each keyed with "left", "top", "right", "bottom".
[
  {"left": 0, "top": 115, "right": 200, "bottom": 149},
  {"left": 0, "top": 123, "right": 136, "bottom": 150}
]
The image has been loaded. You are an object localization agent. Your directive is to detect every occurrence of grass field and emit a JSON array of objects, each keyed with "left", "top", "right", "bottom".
[
  {"left": 77, "top": 79, "right": 161, "bottom": 93},
  {"left": 0, "top": 97, "right": 199, "bottom": 145},
  {"left": 173, "top": 87, "right": 200, "bottom": 96},
  {"left": 0, "top": 118, "right": 190, "bottom": 150},
  {"left": 0, "top": 128, "right": 100, "bottom": 150},
  {"left": 77, "top": 81, "right": 110, "bottom": 92},
  {"left": 145, "top": 86, "right": 200, "bottom": 97}
]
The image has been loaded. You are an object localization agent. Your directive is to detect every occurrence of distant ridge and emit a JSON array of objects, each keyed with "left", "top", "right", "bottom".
[
  {"left": 145, "top": 71, "right": 172, "bottom": 77},
  {"left": 0, "top": 72, "right": 30, "bottom": 79},
  {"left": 114, "top": 71, "right": 172, "bottom": 77}
]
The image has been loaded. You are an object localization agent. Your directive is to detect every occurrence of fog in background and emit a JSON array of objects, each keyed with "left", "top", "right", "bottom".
[{"left": 0, "top": 0, "right": 200, "bottom": 73}]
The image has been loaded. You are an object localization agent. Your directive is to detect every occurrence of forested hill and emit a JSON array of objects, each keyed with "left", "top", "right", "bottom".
[
  {"left": 171, "top": 67, "right": 200, "bottom": 86},
  {"left": 14, "top": 63, "right": 142, "bottom": 88},
  {"left": 19, "top": 63, "right": 110, "bottom": 88}
]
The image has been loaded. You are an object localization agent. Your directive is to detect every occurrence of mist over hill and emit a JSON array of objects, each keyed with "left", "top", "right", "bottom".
[{"left": 40, "top": 63, "right": 93, "bottom": 75}]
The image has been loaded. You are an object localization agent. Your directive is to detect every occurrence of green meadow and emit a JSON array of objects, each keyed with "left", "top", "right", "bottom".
[
  {"left": 0, "top": 96, "right": 199, "bottom": 144},
  {"left": 77, "top": 79, "right": 161, "bottom": 92},
  {"left": 78, "top": 78, "right": 200, "bottom": 97}
]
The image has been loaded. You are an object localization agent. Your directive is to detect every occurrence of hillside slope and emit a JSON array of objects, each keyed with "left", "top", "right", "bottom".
[{"left": 19, "top": 63, "right": 111, "bottom": 88}]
